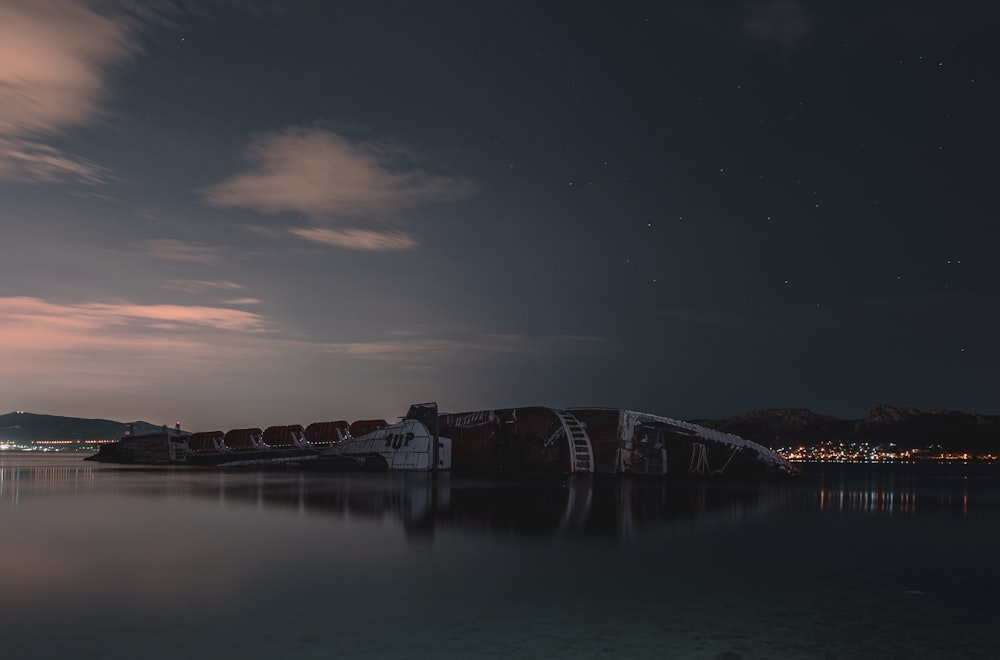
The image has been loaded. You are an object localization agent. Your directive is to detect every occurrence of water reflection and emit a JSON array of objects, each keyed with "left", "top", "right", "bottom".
[
  {"left": 804, "top": 462, "right": 997, "bottom": 517},
  {"left": 2, "top": 455, "right": 997, "bottom": 660},
  {"left": 248, "top": 475, "right": 794, "bottom": 538},
  {"left": 0, "top": 456, "right": 791, "bottom": 537},
  {"left": 0, "top": 460, "right": 96, "bottom": 505},
  {"left": 2, "top": 457, "right": 995, "bottom": 537}
]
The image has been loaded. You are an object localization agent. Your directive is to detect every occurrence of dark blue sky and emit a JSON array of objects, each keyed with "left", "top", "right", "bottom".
[{"left": 1, "top": 0, "right": 997, "bottom": 430}]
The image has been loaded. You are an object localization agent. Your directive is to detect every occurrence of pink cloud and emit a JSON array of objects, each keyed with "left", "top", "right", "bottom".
[
  {"left": 0, "top": 297, "right": 546, "bottom": 376},
  {"left": 202, "top": 126, "right": 475, "bottom": 216},
  {"left": 0, "top": 296, "right": 280, "bottom": 396},
  {"left": 0, "top": 0, "right": 138, "bottom": 183},
  {"left": 289, "top": 227, "right": 417, "bottom": 251},
  {"left": 81, "top": 302, "right": 270, "bottom": 332},
  {"left": 0, "top": 0, "right": 136, "bottom": 137},
  {"left": 0, "top": 296, "right": 269, "bottom": 336},
  {"left": 0, "top": 295, "right": 606, "bottom": 427}
]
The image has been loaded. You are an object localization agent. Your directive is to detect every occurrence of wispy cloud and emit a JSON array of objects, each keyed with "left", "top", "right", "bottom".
[
  {"left": 0, "top": 296, "right": 269, "bottom": 335},
  {"left": 0, "top": 0, "right": 136, "bottom": 137},
  {"left": 0, "top": 138, "right": 111, "bottom": 184},
  {"left": 0, "top": 296, "right": 273, "bottom": 390},
  {"left": 317, "top": 332, "right": 591, "bottom": 361},
  {"left": 223, "top": 297, "right": 261, "bottom": 305},
  {"left": 0, "top": 295, "right": 605, "bottom": 426},
  {"left": 320, "top": 339, "right": 478, "bottom": 360},
  {"left": 0, "top": 298, "right": 568, "bottom": 372},
  {"left": 84, "top": 301, "right": 269, "bottom": 333},
  {"left": 202, "top": 126, "right": 475, "bottom": 216},
  {"left": 0, "top": 0, "right": 138, "bottom": 184},
  {"left": 144, "top": 239, "right": 222, "bottom": 264},
  {"left": 163, "top": 279, "right": 243, "bottom": 294},
  {"left": 0, "top": 298, "right": 562, "bottom": 372},
  {"left": 289, "top": 227, "right": 417, "bottom": 251}
]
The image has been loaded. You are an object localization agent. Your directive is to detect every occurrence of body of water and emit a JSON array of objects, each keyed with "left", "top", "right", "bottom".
[{"left": 1, "top": 453, "right": 997, "bottom": 659}]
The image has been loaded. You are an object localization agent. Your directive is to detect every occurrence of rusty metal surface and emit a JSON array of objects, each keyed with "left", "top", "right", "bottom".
[
  {"left": 303, "top": 420, "right": 348, "bottom": 445},
  {"left": 223, "top": 428, "right": 262, "bottom": 450}
]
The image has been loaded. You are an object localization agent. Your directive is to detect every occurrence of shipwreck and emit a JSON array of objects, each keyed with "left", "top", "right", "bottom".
[{"left": 86, "top": 402, "right": 799, "bottom": 479}]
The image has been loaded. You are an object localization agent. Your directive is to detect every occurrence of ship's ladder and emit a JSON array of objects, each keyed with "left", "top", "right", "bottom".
[{"left": 555, "top": 410, "right": 593, "bottom": 474}]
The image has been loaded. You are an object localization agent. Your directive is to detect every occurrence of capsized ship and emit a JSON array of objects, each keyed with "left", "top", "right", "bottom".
[
  {"left": 434, "top": 405, "right": 798, "bottom": 478},
  {"left": 87, "top": 402, "right": 799, "bottom": 479}
]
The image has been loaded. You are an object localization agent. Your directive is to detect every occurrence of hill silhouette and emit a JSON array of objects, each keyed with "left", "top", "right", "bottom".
[
  {"left": 0, "top": 412, "right": 175, "bottom": 443},
  {"left": 694, "top": 405, "right": 1000, "bottom": 453}
]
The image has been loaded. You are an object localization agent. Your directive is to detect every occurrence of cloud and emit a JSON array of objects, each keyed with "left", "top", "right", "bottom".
[
  {"left": 0, "top": 0, "right": 138, "bottom": 183},
  {"left": 0, "top": 0, "right": 136, "bottom": 137},
  {"left": 0, "top": 296, "right": 269, "bottom": 335},
  {"left": 320, "top": 339, "right": 478, "bottom": 360},
  {"left": 202, "top": 126, "right": 475, "bottom": 216},
  {"left": 0, "top": 295, "right": 607, "bottom": 427},
  {"left": 289, "top": 227, "right": 417, "bottom": 251},
  {"left": 83, "top": 301, "right": 270, "bottom": 332},
  {"left": 163, "top": 279, "right": 243, "bottom": 293},
  {"left": 223, "top": 297, "right": 261, "bottom": 305},
  {"left": 0, "top": 296, "right": 273, "bottom": 390},
  {"left": 0, "top": 0, "right": 285, "bottom": 185},
  {"left": 317, "top": 333, "right": 568, "bottom": 361},
  {"left": 0, "top": 298, "right": 554, "bottom": 374},
  {"left": 144, "top": 239, "right": 223, "bottom": 264},
  {"left": 0, "top": 138, "right": 111, "bottom": 184},
  {"left": 0, "top": 298, "right": 555, "bottom": 380}
]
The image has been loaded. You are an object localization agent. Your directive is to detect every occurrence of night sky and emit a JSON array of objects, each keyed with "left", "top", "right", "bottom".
[{"left": 1, "top": 0, "right": 997, "bottom": 431}]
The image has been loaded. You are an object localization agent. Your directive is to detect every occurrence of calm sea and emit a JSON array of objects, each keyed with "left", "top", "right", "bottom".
[{"left": 0, "top": 452, "right": 997, "bottom": 659}]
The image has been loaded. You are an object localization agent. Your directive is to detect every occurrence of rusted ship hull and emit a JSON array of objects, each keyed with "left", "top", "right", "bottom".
[{"left": 438, "top": 406, "right": 799, "bottom": 479}]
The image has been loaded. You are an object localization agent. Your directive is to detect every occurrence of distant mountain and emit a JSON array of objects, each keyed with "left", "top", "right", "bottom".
[
  {"left": 0, "top": 412, "right": 176, "bottom": 443},
  {"left": 694, "top": 405, "right": 1000, "bottom": 452},
  {"left": 692, "top": 408, "right": 856, "bottom": 448}
]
